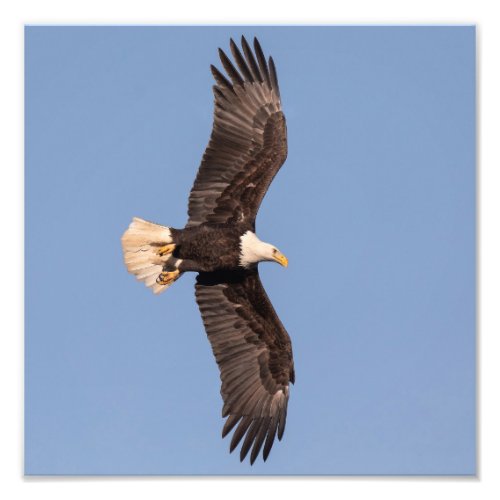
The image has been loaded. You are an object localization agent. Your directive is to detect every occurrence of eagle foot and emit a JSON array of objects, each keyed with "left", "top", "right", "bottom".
[
  {"left": 158, "top": 243, "right": 176, "bottom": 257},
  {"left": 156, "top": 269, "right": 180, "bottom": 285}
]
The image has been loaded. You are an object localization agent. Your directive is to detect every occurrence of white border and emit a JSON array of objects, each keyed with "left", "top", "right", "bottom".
[{"left": 2, "top": 1, "right": 497, "bottom": 499}]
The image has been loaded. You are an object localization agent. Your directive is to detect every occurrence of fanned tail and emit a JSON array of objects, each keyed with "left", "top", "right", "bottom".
[{"left": 121, "top": 217, "right": 182, "bottom": 294}]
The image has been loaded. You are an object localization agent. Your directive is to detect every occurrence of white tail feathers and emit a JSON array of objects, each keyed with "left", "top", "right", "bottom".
[{"left": 121, "top": 217, "right": 181, "bottom": 294}]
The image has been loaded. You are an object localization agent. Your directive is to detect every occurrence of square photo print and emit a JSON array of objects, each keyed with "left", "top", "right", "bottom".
[{"left": 25, "top": 25, "right": 476, "bottom": 475}]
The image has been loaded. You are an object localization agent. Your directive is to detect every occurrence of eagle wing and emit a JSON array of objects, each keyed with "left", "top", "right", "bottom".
[
  {"left": 187, "top": 37, "right": 287, "bottom": 229},
  {"left": 195, "top": 269, "right": 295, "bottom": 464}
]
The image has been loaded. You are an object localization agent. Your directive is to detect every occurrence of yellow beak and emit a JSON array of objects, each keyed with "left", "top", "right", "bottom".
[{"left": 274, "top": 252, "right": 289, "bottom": 268}]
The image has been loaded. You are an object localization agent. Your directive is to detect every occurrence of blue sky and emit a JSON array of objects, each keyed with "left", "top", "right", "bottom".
[{"left": 25, "top": 26, "right": 476, "bottom": 475}]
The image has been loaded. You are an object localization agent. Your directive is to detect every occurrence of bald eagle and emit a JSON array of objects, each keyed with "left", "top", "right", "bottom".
[{"left": 121, "top": 37, "right": 294, "bottom": 465}]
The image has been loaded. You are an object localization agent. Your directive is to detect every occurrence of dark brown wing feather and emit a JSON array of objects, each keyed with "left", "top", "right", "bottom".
[
  {"left": 195, "top": 269, "right": 295, "bottom": 464},
  {"left": 187, "top": 37, "right": 287, "bottom": 229}
]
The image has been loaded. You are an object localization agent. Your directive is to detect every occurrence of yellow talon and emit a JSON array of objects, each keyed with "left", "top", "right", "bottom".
[
  {"left": 158, "top": 243, "right": 176, "bottom": 257},
  {"left": 156, "top": 269, "right": 180, "bottom": 285}
]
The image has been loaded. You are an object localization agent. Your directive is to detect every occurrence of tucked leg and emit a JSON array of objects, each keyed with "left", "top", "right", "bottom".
[
  {"left": 177, "top": 259, "right": 200, "bottom": 272},
  {"left": 157, "top": 243, "right": 176, "bottom": 257},
  {"left": 156, "top": 269, "right": 180, "bottom": 285}
]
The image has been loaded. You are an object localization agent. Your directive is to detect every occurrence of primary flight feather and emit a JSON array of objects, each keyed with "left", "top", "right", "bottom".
[{"left": 121, "top": 36, "right": 294, "bottom": 465}]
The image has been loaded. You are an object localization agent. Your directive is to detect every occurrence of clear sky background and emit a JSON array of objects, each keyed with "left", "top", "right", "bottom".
[{"left": 25, "top": 26, "right": 475, "bottom": 475}]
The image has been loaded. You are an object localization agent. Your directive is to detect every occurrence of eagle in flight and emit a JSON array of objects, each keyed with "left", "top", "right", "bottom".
[{"left": 121, "top": 37, "right": 294, "bottom": 465}]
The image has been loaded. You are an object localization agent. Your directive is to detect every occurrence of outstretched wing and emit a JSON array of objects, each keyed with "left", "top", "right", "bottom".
[
  {"left": 195, "top": 269, "right": 295, "bottom": 464},
  {"left": 187, "top": 37, "right": 287, "bottom": 229}
]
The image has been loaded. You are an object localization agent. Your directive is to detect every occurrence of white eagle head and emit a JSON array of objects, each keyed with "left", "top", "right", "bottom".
[{"left": 239, "top": 231, "right": 288, "bottom": 269}]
